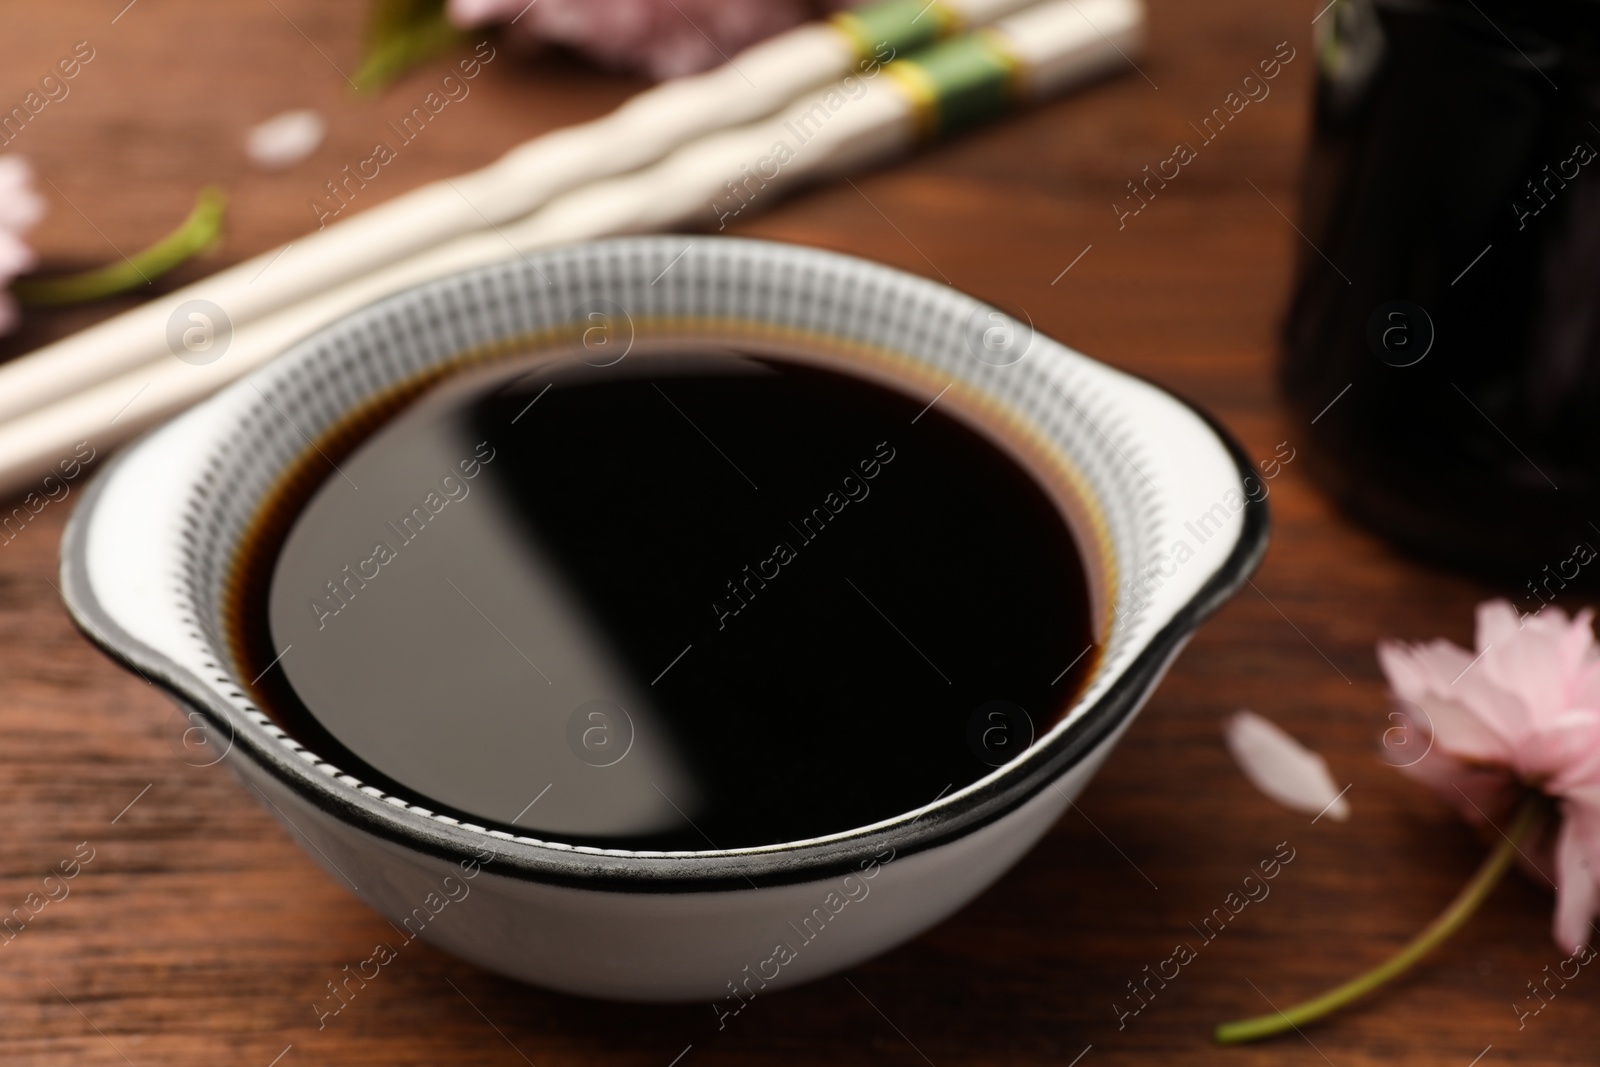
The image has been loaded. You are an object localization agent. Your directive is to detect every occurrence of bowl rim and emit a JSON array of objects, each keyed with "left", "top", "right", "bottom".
[{"left": 59, "top": 236, "right": 1269, "bottom": 893}]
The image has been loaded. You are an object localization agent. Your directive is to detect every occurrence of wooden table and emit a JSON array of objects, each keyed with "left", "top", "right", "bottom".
[{"left": 1, "top": 2, "right": 1589, "bottom": 1065}]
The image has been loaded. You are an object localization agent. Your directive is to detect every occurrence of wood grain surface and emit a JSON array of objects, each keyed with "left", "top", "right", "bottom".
[{"left": 1, "top": 2, "right": 1591, "bottom": 1066}]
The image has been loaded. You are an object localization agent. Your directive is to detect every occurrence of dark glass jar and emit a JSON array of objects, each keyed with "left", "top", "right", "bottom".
[{"left": 1282, "top": 0, "right": 1600, "bottom": 582}]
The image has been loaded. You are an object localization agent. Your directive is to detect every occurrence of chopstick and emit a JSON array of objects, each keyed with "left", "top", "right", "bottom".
[
  {"left": 0, "top": 0, "right": 1142, "bottom": 501},
  {"left": 0, "top": 0, "right": 1041, "bottom": 427}
]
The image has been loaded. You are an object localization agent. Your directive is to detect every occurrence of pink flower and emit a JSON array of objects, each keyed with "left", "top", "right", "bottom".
[
  {"left": 0, "top": 155, "right": 46, "bottom": 336},
  {"left": 1380, "top": 599, "right": 1600, "bottom": 952},
  {"left": 450, "top": 0, "right": 859, "bottom": 81}
]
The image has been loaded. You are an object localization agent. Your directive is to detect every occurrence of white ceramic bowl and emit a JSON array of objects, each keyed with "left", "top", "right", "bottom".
[{"left": 60, "top": 236, "right": 1266, "bottom": 1002}]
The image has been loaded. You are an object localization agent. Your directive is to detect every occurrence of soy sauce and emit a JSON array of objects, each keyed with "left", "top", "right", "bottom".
[{"left": 239, "top": 349, "right": 1096, "bottom": 850}]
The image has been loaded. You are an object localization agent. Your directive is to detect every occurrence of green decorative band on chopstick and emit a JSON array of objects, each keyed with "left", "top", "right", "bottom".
[
  {"left": 831, "top": 0, "right": 961, "bottom": 62},
  {"left": 13, "top": 186, "right": 227, "bottom": 307},
  {"left": 884, "top": 29, "right": 1022, "bottom": 138}
]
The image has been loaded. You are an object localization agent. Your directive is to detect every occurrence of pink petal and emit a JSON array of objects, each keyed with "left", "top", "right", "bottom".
[
  {"left": 1378, "top": 638, "right": 1473, "bottom": 699},
  {"left": 1522, "top": 710, "right": 1600, "bottom": 788},
  {"left": 1543, "top": 607, "right": 1600, "bottom": 708},
  {"left": 1553, "top": 800, "right": 1600, "bottom": 953},
  {"left": 1378, "top": 640, "right": 1514, "bottom": 762},
  {"left": 1452, "top": 672, "right": 1541, "bottom": 754},
  {"left": 1412, "top": 694, "right": 1511, "bottom": 764},
  {"left": 1480, "top": 602, "right": 1600, "bottom": 734},
  {"left": 1571, "top": 656, "right": 1600, "bottom": 711},
  {"left": 245, "top": 109, "right": 326, "bottom": 170},
  {"left": 1224, "top": 710, "right": 1350, "bottom": 819},
  {"left": 447, "top": 0, "right": 525, "bottom": 26},
  {"left": 478, "top": 0, "right": 814, "bottom": 79},
  {"left": 0, "top": 228, "right": 37, "bottom": 336},
  {"left": 1558, "top": 607, "right": 1597, "bottom": 667},
  {"left": 0, "top": 154, "right": 47, "bottom": 233},
  {"left": 0, "top": 229, "right": 37, "bottom": 278},
  {"left": 1551, "top": 738, "right": 1600, "bottom": 792},
  {"left": 1476, "top": 598, "right": 1529, "bottom": 651}
]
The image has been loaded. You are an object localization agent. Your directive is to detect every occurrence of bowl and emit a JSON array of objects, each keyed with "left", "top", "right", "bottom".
[{"left": 59, "top": 235, "right": 1267, "bottom": 1002}]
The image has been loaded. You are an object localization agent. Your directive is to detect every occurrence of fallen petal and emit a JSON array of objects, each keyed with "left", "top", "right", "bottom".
[
  {"left": 246, "top": 109, "right": 326, "bottom": 170},
  {"left": 0, "top": 154, "right": 47, "bottom": 233},
  {"left": 1225, "top": 710, "right": 1350, "bottom": 820}
]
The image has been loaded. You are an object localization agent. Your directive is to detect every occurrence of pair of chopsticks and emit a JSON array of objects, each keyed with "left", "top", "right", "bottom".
[{"left": 0, "top": 0, "right": 1142, "bottom": 501}]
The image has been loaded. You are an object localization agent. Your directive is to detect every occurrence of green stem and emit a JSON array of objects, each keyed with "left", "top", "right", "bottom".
[
  {"left": 353, "top": 17, "right": 463, "bottom": 93},
  {"left": 13, "top": 186, "right": 226, "bottom": 307},
  {"left": 1214, "top": 794, "right": 1548, "bottom": 1045}
]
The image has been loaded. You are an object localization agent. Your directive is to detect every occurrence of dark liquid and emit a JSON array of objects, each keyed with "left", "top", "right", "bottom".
[{"left": 240, "top": 349, "right": 1096, "bottom": 850}]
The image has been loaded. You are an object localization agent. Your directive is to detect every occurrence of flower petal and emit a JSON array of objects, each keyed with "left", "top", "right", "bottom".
[
  {"left": 1553, "top": 800, "right": 1600, "bottom": 953},
  {"left": 245, "top": 109, "right": 326, "bottom": 171},
  {"left": 1378, "top": 638, "right": 1473, "bottom": 700},
  {"left": 1413, "top": 694, "right": 1511, "bottom": 764},
  {"left": 1481, "top": 603, "right": 1595, "bottom": 731},
  {"left": 448, "top": 0, "right": 521, "bottom": 25},
  {"left": 1550, "top": 732, "right": 1600, "bottom": 792},
  {"left": 1225, "top": 710, "right": 1349, "bottom": 820},
  {"left": 0, "top": 229, "right": 37, "bottom": 278},
  {"left": 1378, "top": 641, "right": 1513, "bottom": 762},
  {"left": 1571, "top": 655, "right": 1600, "bottom": 712},
  {"left": 1522, "top": 710, "right": 1600, "bottom": 788},
  {"left": 1475, "top": 598, "right": 1533, "bottom": 651},
  {"left": 0, "top": 154, "right": 47, "bottom": 234},
  {"left": 460, "top": 0, "right": 816, "bottom": 79}
]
